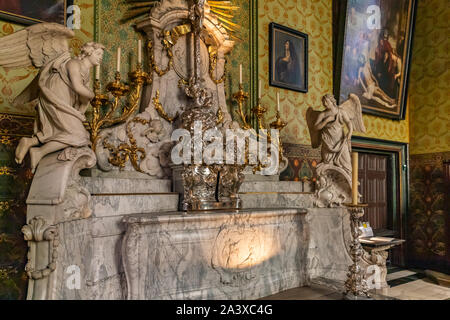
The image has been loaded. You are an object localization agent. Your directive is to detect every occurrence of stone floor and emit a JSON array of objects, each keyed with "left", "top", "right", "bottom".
[
  {"left": 260, "top": 284, "right": 343, "bottom": 300},
  {"left": 374, "top": 266, "right": 450, "bottom": 300},
  {"left": 260, "top": 266, "right": 450, "bottom": 300}
]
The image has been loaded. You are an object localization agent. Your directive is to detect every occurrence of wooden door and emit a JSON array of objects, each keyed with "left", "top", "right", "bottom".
[{"left": 358, "top": 153, "right": 391, "bottom": 231}]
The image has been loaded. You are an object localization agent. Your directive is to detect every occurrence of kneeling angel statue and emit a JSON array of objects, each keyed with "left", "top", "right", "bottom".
[{"left": 0, "top": 23, "right": 104, "bottom": 171}]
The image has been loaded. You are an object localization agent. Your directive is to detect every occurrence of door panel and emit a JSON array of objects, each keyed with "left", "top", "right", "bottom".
[{"left": 358, "top": 153, "right": 389, "bottom": 230}]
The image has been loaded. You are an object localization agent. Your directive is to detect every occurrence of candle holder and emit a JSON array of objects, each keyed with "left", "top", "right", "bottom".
[
  {"left": 89, "top": 65, "right": 149, "bottom": 151},
  {"left": 343, "top": 202, "right": 372, "bottom": 300},
  {"left": 270, "top": 110, "right": 287, "bottom": 162},
  {"left": 232, "top": 84, "right": 251, "bottom": 130},
  {"left": 252, "top": 98, "right": 268, "bottom": 130},
  {"left": 230, "top": 87, "right": 288, "bottom": 174}
]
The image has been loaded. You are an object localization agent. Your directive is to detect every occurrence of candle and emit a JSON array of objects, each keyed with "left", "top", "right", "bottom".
[
  {"left": 258, "top": 80, "right": 262, "bottom": 99},
  {"left": 116, "top": 47, "right": 121, "bottom": 72},
  {"left": 138, "top": 40, "right": 142, "bottom": 64},
  {"left": 277, "top": 92, "right": 280, "bottom": 112},
  {"left": 239, "top": 64, "right": 242, "bottom": 84},
  {"left": 352, "top": 152, "right": 359, "bottom": 205},
  {"left": 95, "top": 65, "right": 100, "bottom": 80}
]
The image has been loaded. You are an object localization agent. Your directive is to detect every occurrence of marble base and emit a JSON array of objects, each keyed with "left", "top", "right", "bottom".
[
  {"left": 305, "top": 207, "right": 353, "bottom": 283},
  {"left": 122, "top": 208, "right": 309, "bottom": 300}
]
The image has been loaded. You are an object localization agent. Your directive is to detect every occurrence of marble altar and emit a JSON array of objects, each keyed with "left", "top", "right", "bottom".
[{"left": 15, "top": 0, "right": 390, "bottom": 300}]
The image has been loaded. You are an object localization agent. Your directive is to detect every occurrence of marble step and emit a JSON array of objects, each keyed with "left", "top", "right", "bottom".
[
  {"left": 81, "top": 176, "right": 171, "bottom": 194},
  {"left": 239, "top": 181, "right": 306, "bottom": 193},
  {"left": 240, "top": 192, "right": 314, "bottom": 209},
  {"left": 91, "top": 193, "right": 179, "bottom": 217}
]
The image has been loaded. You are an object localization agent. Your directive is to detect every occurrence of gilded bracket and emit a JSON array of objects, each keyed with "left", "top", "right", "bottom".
[{"left": 153, "top": 90, "right": 178, "bottom": 123}]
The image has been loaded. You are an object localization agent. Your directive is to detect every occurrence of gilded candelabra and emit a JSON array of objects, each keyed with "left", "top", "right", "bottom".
[
  {"left": 232, "top": 86, "right": 287, "bottom": 173},
  {"left": 89, "top": 64, "right": 149, "bottom": 151},
  {"left": 232, "top": 84, "right": 251, "bottom": 130},
  {"left": 343, "top": 202, "right": 372, "bottom": 300}
]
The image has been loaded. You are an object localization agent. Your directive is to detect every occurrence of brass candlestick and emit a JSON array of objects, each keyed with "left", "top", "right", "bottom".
[
  {"left": 270, "top": 110, "right": 287, "bottom": 162},
  {"left": 232, "top": 84, "right": 251, "bottom": 129},
  {"left": 89, "top": 65, "right": 148, "bottom": 151},
  {"left": 252, "top": 98, "right": 267, "bottom": 130},
  {"left": 343, "top": 202, "right": 372, "bottom": 300},
  {"left": 231, "top": 86, "right": 288, "bottom": 174}
]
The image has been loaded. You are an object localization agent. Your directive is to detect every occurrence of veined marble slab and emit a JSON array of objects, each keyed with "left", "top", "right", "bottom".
[
  {"left": 91, "top": 193, "right": 179, "bottom": 217},
  {"left": 81, "top": 176, "right": 171, "bottom": 194},
  {"left": 122, "top": 208, "right": 309, "bottom": 300},
  {"left": 239, "top": 181, "right": 303, "bottom": 193},
  {"left": 240, "top": 193, "right": 314, "bottom": 209}
]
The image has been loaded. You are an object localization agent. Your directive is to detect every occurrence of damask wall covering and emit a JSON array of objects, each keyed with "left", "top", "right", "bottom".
[
  {"left": 408, "top": 0, "right": 449, "bottom": 155},
  {"left": 407, "top": 0, "right": 449, "bottom": 272}
]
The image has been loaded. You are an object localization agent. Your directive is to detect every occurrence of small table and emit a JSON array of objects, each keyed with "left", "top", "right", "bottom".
[{"left": 360, "top": 238, "right": 405, "bottom": 289}]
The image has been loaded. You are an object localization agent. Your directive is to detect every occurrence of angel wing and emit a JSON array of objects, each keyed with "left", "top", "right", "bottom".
[
  {"left": 338, "top": 94, "right": 366, "bottom": 133},
  {"left": 0, "top": 22, "right": 74, "bottom": 68},
  {"left": 0, "top": 23, "right": 74, "bottom": 106},
  {"left": 306, "top": 107, "right": 322, "bottom": 149}
]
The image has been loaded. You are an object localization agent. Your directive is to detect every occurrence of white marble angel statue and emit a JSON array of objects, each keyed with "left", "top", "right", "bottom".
[
  {"left": 306, "top": 94, "right": 366, "bottom": 175},
  {"left": 0, "top": 23, "right": 104, "bottom": 171}
]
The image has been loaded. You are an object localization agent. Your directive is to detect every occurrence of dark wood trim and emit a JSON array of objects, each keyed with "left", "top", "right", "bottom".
[{"left": 352, "top": 136, "right": 409, "bottom": 266}]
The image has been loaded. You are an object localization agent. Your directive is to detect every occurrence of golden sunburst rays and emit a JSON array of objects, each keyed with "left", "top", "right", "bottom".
[
  {"left": 121, "top": 0, "right": 159, "bottom": 23},
  {"left": 208, "top": 0, "right": 241, "bottom": 40},
  {"left": 122, "top": 0, "right": 241, "bottom": 40}
]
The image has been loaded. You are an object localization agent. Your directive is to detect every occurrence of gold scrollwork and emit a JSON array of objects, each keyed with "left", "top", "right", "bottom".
[
  {"left": 153, "top": 90, "right": 178, "bottom": 123},
  {"left": 102, "top": 117, "right": 149, "bottom": 172},
  {"left": 216, "top": 108, "right": 224, "bottom": 125},
  {"left": 149, "top": 24, "right": 192, "bottom": 78},
  {"left": 148, "top": 38, "right": 173, "bottom": 77},
  {"left": 208, "top": 46, "right": 227, "bottom": 84},
  {"left": 90, "top": 68, "right": 147, "bottom": 151}
]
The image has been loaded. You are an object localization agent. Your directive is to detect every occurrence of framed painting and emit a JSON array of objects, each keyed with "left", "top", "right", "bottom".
[
  {"left": 269, "top": 22, "right": 308, "bottom": 93},
  {"left": 335, "top": 0, "right": 417, "bottom": 120},
  {"left": 0, "top": 0, "right": 73, "bottom": 25}
]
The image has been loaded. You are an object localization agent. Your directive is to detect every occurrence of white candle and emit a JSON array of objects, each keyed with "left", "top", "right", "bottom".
[
  {"left": 239, "top": 64, "right": 242, "bottom": 84},
  {"left": 352, "top": 152, "right": 358, "bottom": 205},
  {"left": 95, "top": 65, "right": 100, "bottom": 80},
  {"left": 277, "top": 92, "right": 280, "bottom": 112},
  {"left": 258, "top": 80, "right": 262, "bottom": 99},
  {"left": 138, "top": 40, "right": 142, "bottom": 64},
  {"left": 116, "top": 47, "right": 121, "bottom": 72}
]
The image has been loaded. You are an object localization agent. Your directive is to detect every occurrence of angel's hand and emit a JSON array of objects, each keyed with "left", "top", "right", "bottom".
[{"left": 78, "top": 102, "right": 89, "bottom": 114}]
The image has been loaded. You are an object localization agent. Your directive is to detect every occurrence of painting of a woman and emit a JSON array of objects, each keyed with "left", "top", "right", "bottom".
[
  {"left": 275, "top": 40, "right": 300, "bottom": 85},
  {"left": 269, "top": 23, "right": 308, "bottom": 93}
]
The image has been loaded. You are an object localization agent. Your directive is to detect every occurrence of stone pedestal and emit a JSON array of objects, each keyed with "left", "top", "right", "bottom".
[{"left": 122, "top": 208, "right": 309, "bottom": 300}]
